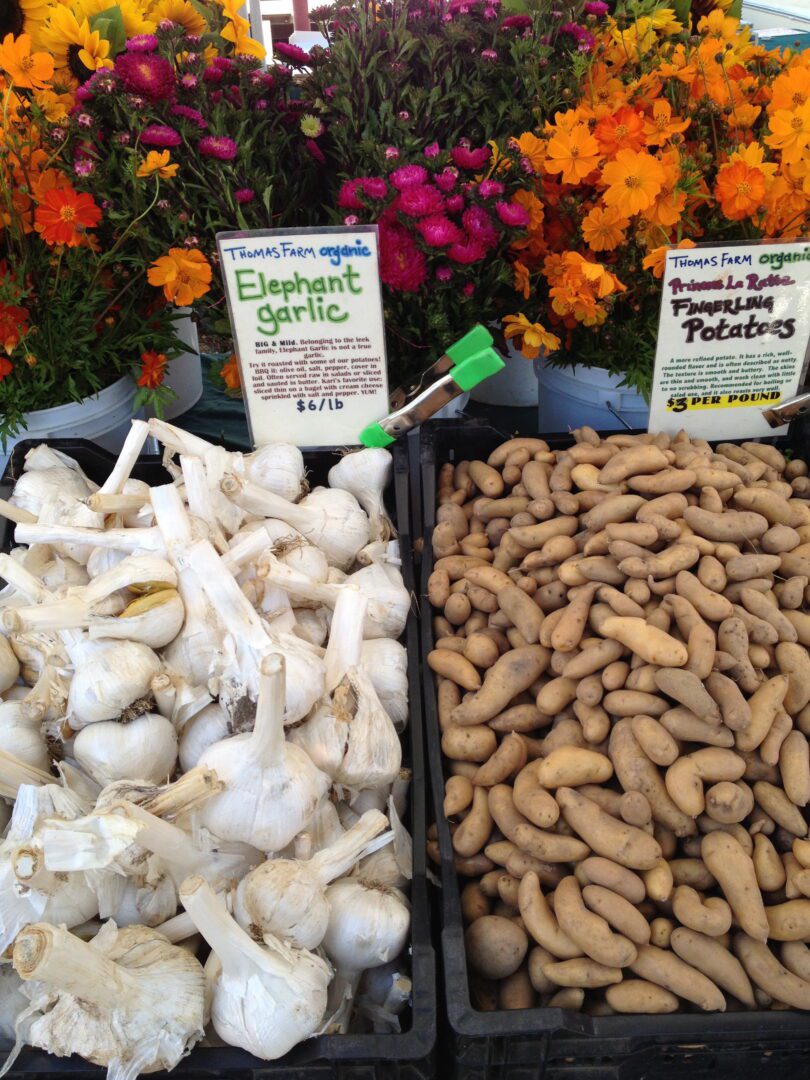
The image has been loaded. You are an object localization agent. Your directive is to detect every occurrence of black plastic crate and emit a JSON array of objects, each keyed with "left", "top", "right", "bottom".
[
  {"left": 418, "top": 418, "right": 810, "bottom": 1079},
  {"left": 0, "top": 438, "right": 436, "bottom": 1080}
]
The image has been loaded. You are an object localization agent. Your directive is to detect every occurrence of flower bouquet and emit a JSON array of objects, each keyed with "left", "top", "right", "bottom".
[
  {"left": 0, "top": 33, "right": 181, "bottom": 445},
  {"left": 499, "top": 5, "right": 810, "bottom": 397}
]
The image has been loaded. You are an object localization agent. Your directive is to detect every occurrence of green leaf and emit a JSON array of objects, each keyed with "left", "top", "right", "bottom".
[
  {"left": 671, "top": 0, "right": 692, "bottom": 26},
  {"left": 727, "top": 0, "right": 743, "bottom": 18},
  {"left": 89, "top": 6, "right": 127, "bottom": 56}
]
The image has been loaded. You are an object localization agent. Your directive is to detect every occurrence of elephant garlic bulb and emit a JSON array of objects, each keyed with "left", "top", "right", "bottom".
[
  {"left": 73, "top": 713, "right": 178, "bottom": 786},
  {"left": 197, "top": 654, "right": 329, "bottom": 851},
  {"left": 180, "top": 876, "right": 331, "bottom": 1060},
  {"left": 233, "top": 808, "right": 388, "bottom": 950},
  {"left": 0, "top": 701, "right": 50, "bottom": 772},
  {"left": 12, "top": 920, "right": 205, "bottom": 1076},
  {"left": 322, "top": 878, "right": 410, "bottom": 976},
  {"left": 359, "top": 638, "right": 408, "bottom": 732},
  {"left": 66, "top": 639, "right": 162, "bottom": 728},
  {"left": 327, "top": 449, "right": 393, "bottom": 543}
]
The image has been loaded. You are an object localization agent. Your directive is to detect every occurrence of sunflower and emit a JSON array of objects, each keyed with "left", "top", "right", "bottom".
[
  {"left": 1, "top": 0, "right": 52, "bottom": 39},
  {"left": 41, "top": 7, "right": 113, "bottom": 82},
  {"left": 149, "top": 0, "right": 207, "bottom": 35},
  {"left": 77, "top": 0, "right": 156, "bottom": 37}
]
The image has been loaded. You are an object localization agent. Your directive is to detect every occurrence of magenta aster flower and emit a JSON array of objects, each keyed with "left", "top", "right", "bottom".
[
  {"left": 115, "top": 132, "right": 131, "bottom": 145},
  {"left": 379, "top": 223, "right": 427, "bottom": 292},
  {"left": 274, "top": 41, "right": 310, "bottom": 65},
  {"left": 235, "top": 188, "right": 255, "bottom": 204},
  {"left": 463, "top": 282, "right": 475, "bottom": 297},
  {"left": 390, "top": 164, "right": 428, "bottom": 190},
  {"left": 337, "top": 178, "right": 363, "bottom": 209},
  {"left": 559, "top": 21, "right": 595, "bottom": 51},
  {"left": 434, "top": 168, "right": 457, "bottom": 193},
  {"left": 462, "top": 206, "right": 497, "bottom": 248},
  {"left": 481, "top": 48, "right": 497, "bottom": 60},
  {"left": 500, "top": 14, "right": 531, "bottom": 29},
  {"left": 74, "top": 86, "right": 92, "bottom": 102},
  {"left": 115, "top": 52, "right": 175, "bottom": 103},
  {"left": 203, "top": 66, "right": 224, "bottom": 83},
  {"left": 74, "top": 159, "right": 95, "bottom": 177},
  {"left": 495, "top": 201, "right": 530, "bottom": 227},
  {"left": 344, "top": 214, "right": 360, "bottom": 226},
  {"left": 361, "top": 177, "right": 387, "bottom": 200},
  {"left": 126, "top": 34, "right": 158, "bottom": 52},
  {"left": 306, "top": 138, "right": 326, "bottom": 164},
  {"left": 417, "top": 215, "right": 462, "bottom": 246},
  {"left": 424, "top": 142, "right": 440, "bottom": 159},
  {"left": 445, "top": 194, "right": 464, "bottom": 214},
  {"left": 385, "top": 146, "right": 400, "bottom": 159},
  {"left": 398, "top": 184, "right": 444, "bottom": 217},
  {"left": 451, "top": 146, "right": 490, "bottom": 170},
  {"left": 141, "top": 124, "right": 182, "bottom": 147},
  {"left": 76, "top": 113, "right": 93, "bottom": 128},
  {"left": 180, "top": 73, "right": 198, "bottom": 89},
  {"left": 436, "top": 265, "right": 453, "bottom": 282},
  {"left": 171, "top": 104, "right": 206, "bottom": 128},
  {"left": 448, "top": 236, "right": 487, "bottom": 264},
  {"left": 478, "top": 179, "right": 504, "bottom": 197},
  {"left": 199, "top": 135, "right": 238, "bottom": 160},
  {"left": 584, "top": 1, "right": 609, "bottom": 14}
]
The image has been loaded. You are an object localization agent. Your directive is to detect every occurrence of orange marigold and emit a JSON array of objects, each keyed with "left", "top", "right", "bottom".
[
  {"left": 581, "top": 205, "right": 628, "bottom": 251},
  {"left": 147, "top": 248, "right": 212, "bottom": 306},
  {"left": 137, "top": 150, "right": 179, "bottom": 179},
  {"left": 513, "top": 260, "right": 531, "bottom": 300},
  {"left": 0, "top": 356, "right": 12, "bottom": 381},
  {"left": 769, "top": 66, "right": 810, "bottom": 113},
  {"left": 544, "top": 124, "right": 601, "bottom": 185},
  {"left": 601, "top": 148, "right": 666, "bottom": 216},
  {"left": 138, "top": 350, "right": 168, "bottom": 389},
  {"left": 513, "top": 132, "right": 545, "bottom": 173}
]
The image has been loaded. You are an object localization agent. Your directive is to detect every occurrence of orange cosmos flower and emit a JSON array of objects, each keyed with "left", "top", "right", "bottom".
[
  {"left": 726, "top": 102, "right": 761, "bottom": 130},
  {"left": 137, "top": 150, "right": 179, "bottom": 179},
  {"left": 642, "top": 238, "right": 696, "bottom": 279},
  {"left": 503, "top": 313, "right": 560, "bottom": 359},
  {"left": 544, "top": 124, "right": 601, "bottom": 185},
  {"left": 730, "top": 141, "right": 778, "bottom": 180},
  {"left": 138, "top": 350, "right": 168, "bottom": 389},
  {"left": 765, "top": 102, "right": 810, "bottom": 164},
  {"left": 595, "top": 106, "right": 646, "bottom": 158},
  {"left": 769, "top": 66, "right": 810, "bottom": 113},
  {"left": 513, "top": 132, "right": 545, "bottom": 173},
  {"left": 715, "top": 160, "right": 766, "bottom": 220},
  {"left": 220, "top": 354, "right": 241, "bottom": 391},
  {"left": 147, "top": 248, "right": 212, "bottom": 306},
  {"left": 0, "top": 33, "right": 53, "bottom": 90},
  {"left": 34, "top": 186, "right": 101, "bottom": 246},
  {"left": 643, "top": 99, "right": 690, "bottom": 147},
  {"left": 601, "top": 148, "right": 666, "bottom": 215},
  {"left": 513, "top": 260, "right": 531, "bottom": 300},
  {"left": 697, "top": 10, "right": 741, "bottom": 41},
  {"left": 581, "top": 205, "right": 628, "bottom": 251},
  {"left": 512, "top": 188, "right": 544, "bottom": 233}
]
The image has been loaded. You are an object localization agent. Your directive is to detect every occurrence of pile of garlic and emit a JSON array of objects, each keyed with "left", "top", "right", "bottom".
[{"left": 0, "top": 420, "right": 414, "bottom": 1077}]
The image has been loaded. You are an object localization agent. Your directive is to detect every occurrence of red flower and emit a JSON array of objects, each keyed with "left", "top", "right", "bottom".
[
  {"left": 379, "top": 223, "right": 427, "bottom": 292},
  {"left": 451, "top": 146, "right": 490, "bottom": 170},
  {"left": 0, "top": 356, "right": 13, "bottom": 381},
  {"left": 34, "top": 187, "right": 101, "bottom": 247},
  {"left": 115, "top": 53, "right": 175, "bottom": 103},
  {"left": 0, "top": 302, "right": 28, "bottom": 354},
  {"left": 138, "top": 350, "right": 168, "bottom": 388}
]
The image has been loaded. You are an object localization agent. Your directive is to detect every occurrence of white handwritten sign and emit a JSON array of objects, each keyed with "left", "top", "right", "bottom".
[
  {"left": 647, "top": 240, "right": 810, "bottom": 439},
  {"left": 217, "top": 226, "right": 389, "bottom": 447}
]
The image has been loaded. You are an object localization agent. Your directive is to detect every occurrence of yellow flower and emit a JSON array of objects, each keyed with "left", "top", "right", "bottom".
[
  {"left": 219, "top": 0, "right": 265, "bottom": 58},
  {"left": 78, "top": 0, "right": 156, "bottom": 36},
  {"left": 0, "top": 32, "right": 53, "bottom": 89},
  {"left": 149, "top": 0, "right": 207, "bottom": 35},
  {"left": 148, "top": 248, "right": 212, "bottom": 306},
  {"left": 137, "top": 149, "right": 179, "bottom": 179},
  {"left": 601, "top": 149, "right": 666, "bottom": 216},
  {"left": 503, "top": 313, "right": 560, "bottom": 360},
  {"left": 765, "top": 102, "right": 810, "bottom": 164},
  {"left": 513, "top": 132, "right": 545, "bottom": 173},
  {"left": 34, "top": 87, "right": 74, "bottom": 121},
  {"left": 649, "top": 7, "right": 683, "bottom": 35},
  {"left": 41, "top": 7, "right": 113, "bottom": 77},
  {"left": 581, "top": 205, "right": 628, "bottom": 252},
  {"left": 730, "top": 142, "right": 778, "bottom": 181}
]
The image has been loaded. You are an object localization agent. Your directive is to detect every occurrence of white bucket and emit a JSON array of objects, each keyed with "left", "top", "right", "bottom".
[
  {"left": 164, "top": 310, "right": 203, "bottom": 419},
  {"left": 1, "top": 376, "right": 137, "bottom": 474},
  {"left": 471, "top": 337, "right": 537, "bottom": 406},
  {"left": 536, "top": 358, "right": 649, "bottom": 433}
]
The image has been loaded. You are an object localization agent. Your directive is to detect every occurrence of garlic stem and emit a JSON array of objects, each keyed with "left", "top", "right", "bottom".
[
  {"left": 155, "top": 911, "right": 198, "bottom": 944},
  {"left": 87, "top": 492, "right": 148, "bottom": 514},
  {"left": 0, "top": 498, "right": 36, "bottom": 525},
  {"left": 148, "top": 419, "right": 213, "bottom": 459},
  {"left": 323, "top": 586, "right": 367, "bottom": 693},
  {"left": 0, "top": 749, "right": 52, "bottom": 798},
  {"left": 181, "top": 455, "right": 228, "bottom": 554},
  {"left": 310, "top": 808, "right": 388, "bottom": 884},
  {"left": 186, "top": 539, "right": 270, "bottom": 654},
  {"left": 180, "top": 875, "right": 270, "bottom": 980},
  {"left": 222, "top": 530, "right": 273, "bottom": 576},
  {"left": 141, "top": 765, "right": 224, "bottom": 819},
  {"left": 251, "top": 653, "right": 286, "bottom": 763},
  {"left": 0, "top": 553, "right": 51, "bottom": 603},
  {"left": 14, "top": 923, "right": 138, "bottom": 1006},
  {"left": 97, "top": 419, "right": 150, "bottom": 495},
  {"left": 14, "top": 523, "right": 167, "bottom": 554}
]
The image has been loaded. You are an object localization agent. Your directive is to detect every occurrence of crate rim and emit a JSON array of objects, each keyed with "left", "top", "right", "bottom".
[
  {"left": 418, "top": 417, "right": 810, "bottom": 1043},
  {"left": 0, "top": 436, "right": 436, "bottom": 1077}
]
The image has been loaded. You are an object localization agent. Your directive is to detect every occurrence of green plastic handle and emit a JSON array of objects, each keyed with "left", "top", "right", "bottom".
[{"left": 359, "top": 422, "right": 396, "bottom": 448}]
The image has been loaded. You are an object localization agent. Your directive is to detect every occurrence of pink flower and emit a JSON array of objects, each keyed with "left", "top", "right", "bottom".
[
  {"left": 417, "top": 215, "right": 462, "bottom": 246},
  {"left": 451, "top": 146, "right": 490, "bottom": 170},
  {"left": 306, "top": 138, "right": 326, "bottom": 164},
  {"left": 463, "top": 206, "right": 497, "bottom": 248},
  {"left": 436, "top": 265, "right": 453, "bottom": 281},
  {"left": 361, "top": 177, "right": 387, "bottom": 199},
  {"left": 446, "top": 194, "right": 464, "bottom": 213},
  {"left": 478, "top": 179, "right": 504, "bottom": 197},
  {"left": 495, "top": 200, "right": 530, "bottom": 227},
  {"left": 500, "top": 14, "right": 531, "bottom": 29},
  {"left": 344, "top": 214, "right": 359, "bottom": 225},
  {"left": 390, "top": 164, "right": 428, "bottom": 190},
  {"left": 115, "top": 52, "right": 175, "bottom": 103},
  {"left": 484, "top": 6, "right": 497, "bottom": 18},
  {"left": 379, "top": 223, "right": 427, "bottom": 292},
  {"left": 398, "top": 184, "right": 445, "bottom": 217},
  {"left": 481, "top": 48, "right": 497, "bottom": 60},
  {"left": 235, "top": 187, "right": 255, "bottom": 203},
  {"left": 141, "top": 124, "right": 182, "bottom": 147},
  {"left": 180, "top": 73, "right": 198, "bottom": 89},
  {"left": 199, "top": 136, "right": 238, "bottom": 160},
  {"left": 275, "top": 41, "right": 311, "bottom": 65},
  {"left": 337, "top": 178, "right": 363, "bottom": 209},
  {"left": 424, "top": 142, "right": 440, "bottom": 159},
  {"left": 203, "top": 66, "right": 224, "bottom": 83},
  {"left": 463, "top": 282, "right": 475, "bottom": 297},
  {"left": 448, "top": 236, "right": 487, "bottom": 264},
  {"left": 584, "top": 1, "right": 609, "bottom": 14},
  {"left": 171, "top": 104, "right": 207, "bottom": 128},
  {"left": 559, "top": 21, "right": 595, "bottom": 51},
  {"left": 127, "top": 34, "right": 159, "bottom": 52},
  {"left": 74, "top": 160, "right": 95, "bottom": 177},
  {"left": 398, "top": 110, "right": 410, "bottom": 120},
  {"left": 77, "top": 113, "right": 93, "bottom": 128},
  {"left": 385, "top": 146, "right": 400, "bottom": 159},
  {"left": 434, "top": 168, "right": 457, "bottom": 193}
]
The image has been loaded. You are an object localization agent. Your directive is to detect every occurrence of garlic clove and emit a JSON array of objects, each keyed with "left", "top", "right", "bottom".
[
  {"left": 359, "top": 638, "right": 408, "bottom": 732},
  {"left": 73, "top": 713, "right": 178, "bottom": 787}
]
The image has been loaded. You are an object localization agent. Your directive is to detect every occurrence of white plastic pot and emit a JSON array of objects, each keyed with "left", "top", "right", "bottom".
[
  {"left": 0, "top": 376, "right": 138, "bottom": 474},
  {"left": 535, "top": 357, "right": 649, "bottom": 433},
  {"left": 164, "top": 310, "right": 203, "bottom": 419},
  {"left": 471, "top": 335, "right": 538, "bottom": 407}
]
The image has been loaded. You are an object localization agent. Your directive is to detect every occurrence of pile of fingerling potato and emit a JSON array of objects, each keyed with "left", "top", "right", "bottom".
[{"left": 425, "top": 428, "right": 810, "bottom": 1015}]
